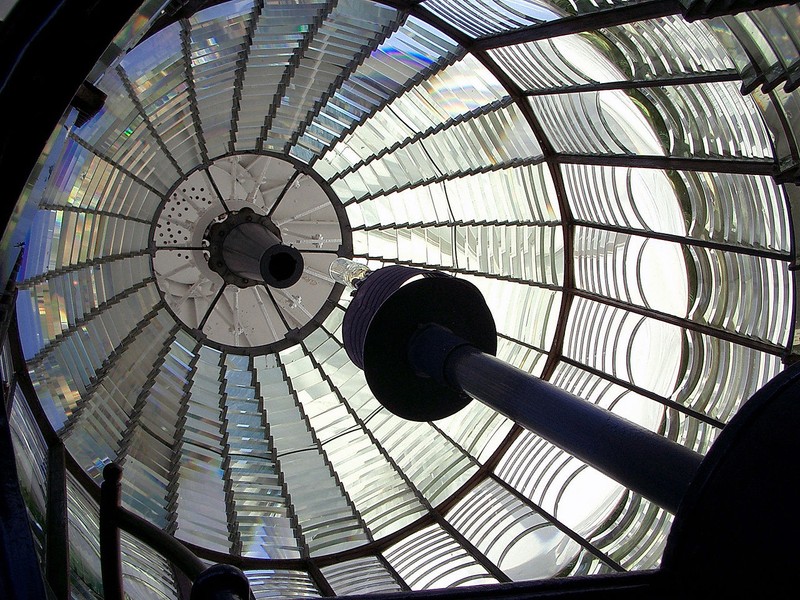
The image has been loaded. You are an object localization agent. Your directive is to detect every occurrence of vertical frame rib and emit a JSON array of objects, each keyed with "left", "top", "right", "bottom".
[
  {"left": 181, "top": 18, "right": 210, "bottom": 166},
  {"left": 228, "top": 0, "right": 263, "bottom": 153},
  {"left": 256, "top": 0, "right": 339, "bottom": 153},
  {"left": 117, "top": 66, "right": 185, "bottom": 179}
]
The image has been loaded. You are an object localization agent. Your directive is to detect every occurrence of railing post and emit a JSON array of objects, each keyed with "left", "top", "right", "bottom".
[
  {"left": 45, "top": 440, "right": 70, "bottom": 599},
  {"left": 100, "top": 463, "right": 124, "bottom": 600},
  {"left": 0, "top": 246, "right": 23, "bottom": 413},
  {"left": 0, "top": 242, "right": 47, "bottom": 599}
]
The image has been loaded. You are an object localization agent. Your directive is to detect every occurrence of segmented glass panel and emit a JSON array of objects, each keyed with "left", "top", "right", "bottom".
[
  {"left": 120, "top": 332, "right": 195, "bottom": 529},
  {"left": 490, "top": 16, "right": 734, "bottom": 92},
  {"left": 234, "top": 1, "right": 329, "bottom": 151},
  {"left": 446, "top": 478, "right": 612, "bottom": 579},
  {"left": 564, "top": 296, "right": 784, "bottom": 422},
  {"left": 171, "top": 346, "right": 232, "bottom": 552},
  {"left": 189, "top": 0, "right": 255, "bottom": 157},
  {"left": 120, "top": 28, "right": 202, "bottom": 174},
  {"left": 253, "top": 353, "right": 371, "bottom": 555},
  {"left": 321, "top": 556, "right": 404, "bottom": 595},
  {"left": 246, "top": 570, "right": 320, "bottom": 598},
  {"left": 331, "top": 104, "right": 542, "bottom": 202},
  {"left": 222, "top": 353, "right": 304, "bottom": 558},
  {"left": 383, "top": 522, "right": 498, "bottom": 589},
  {"left": 421, "top": 0, "right": 562, "bottom": 38},
  {"left": 9, "top": 388, "right": 49, "bottom": 552},
  {"left": 262, "top": 0, "right": 399, "bottom": 151},
  {"left": 278, "top": 340, "right": 428, "bottom": 538},
  {"left": 292, "top": 16, "right": 461, "bottom": 161},
  {"left": 63, "top": 312, "right": 173, "bottom": 479},
  {"left": 304, "top": 322, "right": 479, "bottom": 511}
]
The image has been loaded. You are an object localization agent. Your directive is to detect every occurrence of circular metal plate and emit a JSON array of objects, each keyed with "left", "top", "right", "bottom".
[
  {"left": 363, "top": 276, "right": 497, "bottom": 422},
  {"left": 151, "top": 153, "right": 351, "bottom": 352}
]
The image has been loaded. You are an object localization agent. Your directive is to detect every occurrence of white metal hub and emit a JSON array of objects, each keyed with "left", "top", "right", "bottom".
[{"left": 151, "top": 153, "right": 351, "bottom": 351}]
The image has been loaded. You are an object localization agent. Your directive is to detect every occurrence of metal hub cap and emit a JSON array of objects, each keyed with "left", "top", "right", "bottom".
[
  {"left": 204, "top": 207, "right": 304, "bottom": 289},
  {"left": 151, "top": 153, "right": 351, "bottom": 351}
]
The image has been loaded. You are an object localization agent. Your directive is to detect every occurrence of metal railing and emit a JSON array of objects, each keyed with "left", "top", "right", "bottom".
[
  {"left": 0, "top": 246, "right": 251, "bottom": 600},
  {"left": 100, "top": 462, "right": 252, "bottom": 600}
]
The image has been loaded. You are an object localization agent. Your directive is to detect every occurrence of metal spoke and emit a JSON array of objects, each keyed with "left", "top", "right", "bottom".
[
  {"left": 198, "top": 283, "right": 226, "bottom": 329},
  {"left": 205, "top": 167, "right": 232, "bottom": 214}
]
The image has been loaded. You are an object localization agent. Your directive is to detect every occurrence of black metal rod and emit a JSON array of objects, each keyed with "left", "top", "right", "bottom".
[
  {"left": 45, "top": 440, "right": 70, "bottom": 600},
  {"left": 100, "top": 463, "right": 124, "bottom": 600},
  {"left": 452, "top": 347, "right": 701, "bottom": 513},
  {"left": 411, "top": 325, "right": 702, "bottom": 514}
]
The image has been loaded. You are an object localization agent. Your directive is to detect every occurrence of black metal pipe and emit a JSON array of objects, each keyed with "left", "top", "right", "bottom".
[
  {"left": 100, "top": 463, "right": 124, "bottom": 600},
  {"left": 222, "top": 222, "right": 282, "bottom": 282},
  {"left": 410, "top": 325, "right": 702, "bottom": 514}
]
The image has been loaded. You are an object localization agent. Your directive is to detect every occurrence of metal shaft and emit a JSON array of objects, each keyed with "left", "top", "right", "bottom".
[{"left": 411, "top": 325, "right": 702, "bottom": 513}]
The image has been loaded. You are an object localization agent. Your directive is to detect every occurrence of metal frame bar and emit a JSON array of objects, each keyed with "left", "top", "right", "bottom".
[
  {"left": 286, "top": 8, "right": 408, "bottom": 153},
  {"left": 574, "top": 220, "right": 791, "bottom": 262},
  {"left": 524, "top": 71, "right": 741, "bottom": 96},
  {"left": 181, "top": 18, "right": 211, "bottom": 166},
  {"left": 118, "top": 65, "right": 186, "bottom": 179},
  {"left": 555, "top": 153, "right": 777, "bottom": 176},
  {"left": 36, "top": 202, "right": 153, "bottom": 224},
  {"left": 466, "top": 0, "right": 682, "bottom": 51},
  {"left": 352, "top": 218, "right": 562, "bottom": 230},
  {"left": 228, "top": 0, "right": 264, "bottom": 153},
  {"left": 17, "top": 249, "right": 151, "bottom": 289}
]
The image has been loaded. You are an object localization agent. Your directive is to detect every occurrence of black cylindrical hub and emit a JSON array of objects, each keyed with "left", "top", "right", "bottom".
[
  {"left": 222, "top": 222, "right": 303, "bottom": 288},
  {"left": 206, "top": 207, "right": 303, "bottom": 289}
]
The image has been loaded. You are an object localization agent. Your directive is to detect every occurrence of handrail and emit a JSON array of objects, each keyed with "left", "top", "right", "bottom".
[
  {"left": 100, "top": 462, "right": 252, "bottom": 600},
  {"left": 0, "top": 244, "right": 49, "bottom": 599},
  {"left": 2, "top": 254, "right": 250, "bottom": 599}
]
